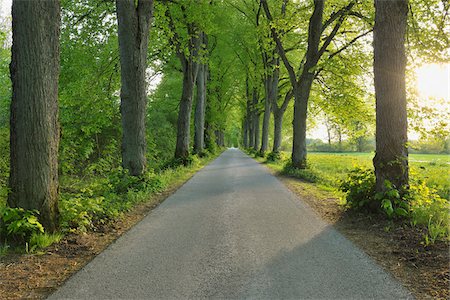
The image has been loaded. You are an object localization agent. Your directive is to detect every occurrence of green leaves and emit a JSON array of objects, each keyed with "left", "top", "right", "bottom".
[{"left": 0, "top": 207, "right": 45, "bottom": 244}]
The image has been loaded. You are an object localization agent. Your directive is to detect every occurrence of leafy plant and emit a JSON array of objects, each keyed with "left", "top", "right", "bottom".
[
  {"left": 374, "top": 180, "right": 410, "bottom": 218},
  {"left": 28, "top": 232, "right": 63, "bottom": 253},
  {"left": 266, "top": 151, "right": 282, "bottom": 162},
  {"left": 0, "top": 207, "right": 44, "bottom": 244},
  {"left": 283, "top": 162, "right": 320, "bottom": 183},
  {"left": 339, "top": 167, "right": 376, "bottom": 210}
]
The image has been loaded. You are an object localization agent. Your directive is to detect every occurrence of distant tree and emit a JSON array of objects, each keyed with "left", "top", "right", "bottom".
[
  {"left": 116, "top": 0, "right": 153, "bottom": 176},
  {"left": 373, "top": 0, "right": 409, "bottom": 192},
  {"left": 8, "top": 0, "right": 61, "bottom": 231}
]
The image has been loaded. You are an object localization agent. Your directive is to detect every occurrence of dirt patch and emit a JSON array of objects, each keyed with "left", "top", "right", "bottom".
[
  {"left": 279, "top": 174, "right": 449, "bottom": 300},
  {"left": 0, "top": 177, "right": 193, "bottom": 300}
]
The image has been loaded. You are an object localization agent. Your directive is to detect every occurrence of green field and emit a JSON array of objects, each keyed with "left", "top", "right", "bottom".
[{"left": 278, "top": 152, "right": 449, "bottom": 199}]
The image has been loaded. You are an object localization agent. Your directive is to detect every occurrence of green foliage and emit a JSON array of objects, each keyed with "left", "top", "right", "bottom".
[
  {"left": 282, "top": 162, "right": 320, "bottom": 184},
  {"left": 407, "top": 178, "right": 449, "bottom": 244},
  {"left": 0, "top": 207, "right": 44, "bottom": 245},
  {"left": 339, "top": 167, "right": 376, "bottom": 210},
  {"left": 375, "top": 180, "right": 410, "bottom": 218},
  {"left": 266, "top": 151, "right": 282, "bottom": 162},
  {"left": 28, "top": 233, "right": 63, "bottom": 253},
  {"left": 60, "top": 189, "right": 110, "bottom": 232}
]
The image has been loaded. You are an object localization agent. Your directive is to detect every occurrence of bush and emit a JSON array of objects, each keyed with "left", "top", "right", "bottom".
[
  {"left": 162, "top": 155, "right": 198, "bottom": 169},
  {"left": 340, "top": 167, "right": 449, "bottom": 243},
  {"left": 339, "top": 167, "right": 376, "bottom": 210},
  {"left": 282, "top": 162, "right": 320, "bottom": 183},
  {"left": 0, "top": 207, "right": 44, "bottom": 245},
  {"left": 407, "top": 179, "right": 449, "bottom": 243},
  {"left": 266, "top": 151, "right": 282, "bottom": 162}
]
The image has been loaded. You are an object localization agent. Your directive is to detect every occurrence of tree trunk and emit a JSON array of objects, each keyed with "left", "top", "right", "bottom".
[
  {"left": 8, "top": 0, "right": 61, "bottom": 231},
  {"left": 194, "top": 62, "right": 207, "bottom": 154},
  {"left": 253, "top": 113, "right": 261, "bottom": 152},
  {"left": 247, "top": 101, "right": 254, "bottom": 149},
  {"left": 243, "top": 116, "right": 249, "bottom": 148},
  {"left": 260, "top": 76, "right": 272, "bottom": 156},
  {"left": 272, "top": 111, "right": 283, "bottom": 153},
  {"left": 116, "top": 0, "right": 153, "bottom": 176},
  {"left": 291, "top": 76, "right": 313, "bottom": 168},
  {"left": 373, "top": 0, "right": 409, "bottom": 192},
  {"left": 175, "top": 60, "right": 197, "bottom": 159},
  {"left": 252, "top": 88, "right": 260, "bottom": 151},
  {"left": 291, "top": 0, "right": 323, "bottom": 169}
]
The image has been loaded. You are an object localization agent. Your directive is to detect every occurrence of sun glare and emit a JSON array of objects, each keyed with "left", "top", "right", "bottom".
[{"left": 416, "top": 63, "right": 449, "bottom": 101}]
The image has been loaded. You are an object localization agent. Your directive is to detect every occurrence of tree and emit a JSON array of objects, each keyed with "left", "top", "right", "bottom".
[
  {"left": 162, "top": 2, "right": 201, "bottom": 161},
  {"left": 193, "top": 32, "right": 208, "bottom": 155},
  {"left": 262, "top": 0, "right": 371, "bottom": 168},
  {"left": 373, "top": 0, "right": 409, "bottom": 192},
  {"left": 116, "top": 0, "right": 153, "bottom": 176},
  {"left": 8, "top": 0, "right": 61, "bottom": 231}
]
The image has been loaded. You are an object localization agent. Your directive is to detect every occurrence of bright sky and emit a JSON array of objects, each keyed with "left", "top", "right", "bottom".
[
  {"left": 416, "top": 63, "right": 449, "bottom": 102},
  {"left": 0, "top": 0, "right": 11, "bottom": 17}
]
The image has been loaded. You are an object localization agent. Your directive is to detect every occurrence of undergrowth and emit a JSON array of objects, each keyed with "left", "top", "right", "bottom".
[
  {"left": 245, "top": 148, "right": 450, "bottom": 245},
  {"left": 0, "top": 150, "right": 222, "bottom": 255}
]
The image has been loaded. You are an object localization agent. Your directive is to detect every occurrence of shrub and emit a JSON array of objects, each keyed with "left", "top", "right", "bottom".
[
  {"left": 339, "top": 167, "right": 376, "bottom": 210},
  {"left": 60, "top": 191, "right": 108, "bottom": 232},
  {"left": 266, "top": 151, "right": 282, "bottom": 162},
  {"left": 0, "top": 207, "right": 44, "bottom": 245},
  {"left": 282, "top": 162, "right": 320, "bottom": 183},
  {"left": 407, "top": 179, "right": 449, "bottom": 243}
]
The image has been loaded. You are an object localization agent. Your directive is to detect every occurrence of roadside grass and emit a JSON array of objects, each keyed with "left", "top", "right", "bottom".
[
  {"left": 0, "top": 150, "right": 223, "bottom": 256},
  {"left": 285, "top": 152, "right": 449, "bottom": 199},
  {"left": 250, "top": 150, "right": 449, "bottom": 243}
]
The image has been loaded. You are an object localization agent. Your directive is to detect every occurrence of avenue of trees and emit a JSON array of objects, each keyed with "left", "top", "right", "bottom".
[{"left": 0, "top": 0, "right": 448, "bottom": 234}]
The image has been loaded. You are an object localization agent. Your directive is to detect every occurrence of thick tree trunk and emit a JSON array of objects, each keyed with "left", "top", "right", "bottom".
[
  {"left": 248, "top": 114, "right": 254, "bottom": 149},
  {"left": 243, "top": 116, "right": 249, "bottom": 148},
  {"left": 253, "top": 113, "right": 260, "bottom": 152},
  {"left": 291, "top": 76, "right": 313, "bottom": 168},
  {"left": 272, "top": 111, "right": 283, "bottom": 153},
  {"left": 175, "top": 61, "right": 197, "bottom": 159},
  {"left": 252, "top": 88, "right": 260, "bottom": 151},
  {"left": 291, "top": 0, "right": 323, "bottom": 169},
  {"left": 373, "top": 0, "right": 409, "bottom": 192},
  {"left": 247, "top": 101, "right": 254, "bottom": 149},
  {"left": 8, "top": 0, "right": 61, "bottom": 231},
  {"left": 260, "top": 76, "right": 272, "bottom": 156},
  {"left": 194, "top": 32, "right": 208, "bottom": 155},
  {"left": 116, "top": 0, "right": 153, "bottom": 176},
  {"left": 194, "top": 63, "right": 206, "bottom": 154}
]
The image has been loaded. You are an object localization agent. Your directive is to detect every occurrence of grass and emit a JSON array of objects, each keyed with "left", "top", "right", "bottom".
[
  {"left": 280, "top": 152, "right": 450, "bottom": 199},
  {"left": 252, "top": 150, "right": 449, "bottom": 243}
]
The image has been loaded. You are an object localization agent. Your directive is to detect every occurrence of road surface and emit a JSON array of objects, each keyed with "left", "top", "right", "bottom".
[{"left": 49, "top": 149, "right": 412, "bottom": 299}]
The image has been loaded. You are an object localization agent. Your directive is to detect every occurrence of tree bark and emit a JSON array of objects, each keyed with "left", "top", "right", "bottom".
[
  {"left": 8, "top": 0, "right": 61, "bottom": 231},
  {"left": 253, "top": 113, "right": 260, "bottom": 151},
  {"left": 252, "top": 88, "right": 260, "bottom": 151},
  {"left": 243, "top": 116, "right": 249, "bottom": 148},
  {"left": 116, "top": 0, "right": 153, "bottom": 176},
  {"left": 194, "top": 61, "right": 207, "bottom": 154},
  {"left": 373, "top": 0, "right": 409, "bottom": 192},
  {"left": 246, "top": 79, "right": 254, "bottom": 149},
  {"left": 260, "top": 75, "right": 272, "bottom": 156},
  {"left": 175, "top": 59, "right": 198, "bottom": 159},
  {"left": 291, "top": 0, "right": 323, "bottom": 168},
  {"left": 272, "top": 111, "right": 283, "bottom": 153}
]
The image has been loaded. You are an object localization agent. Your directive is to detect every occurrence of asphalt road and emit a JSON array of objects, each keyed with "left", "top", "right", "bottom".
[{"left": 49, "top": 149, "right": 412, "bottom": 299}]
